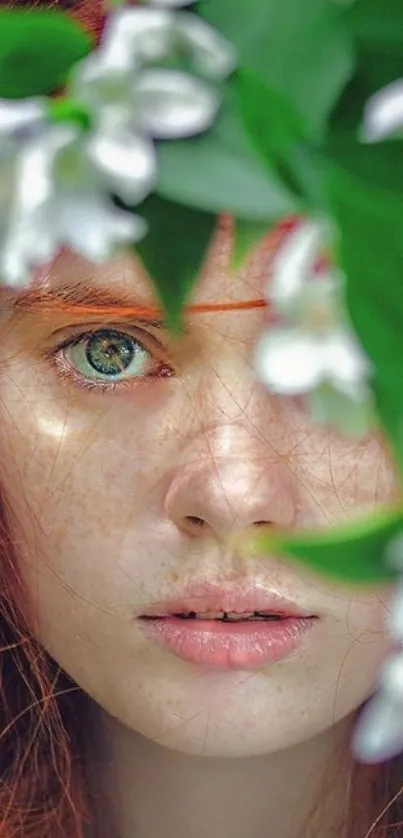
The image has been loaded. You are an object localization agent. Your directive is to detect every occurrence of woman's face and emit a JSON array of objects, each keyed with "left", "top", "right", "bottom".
[{"left": 0, "top": 219, "right": 398, "bottom": 757}]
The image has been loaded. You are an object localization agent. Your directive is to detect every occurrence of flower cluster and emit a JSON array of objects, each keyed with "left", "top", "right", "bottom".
[
  {"left": 0, "top": 0, "right": 235, "bottom": 288},
  {"left": 254, "top": 219, "right": 375, "bottom": 437}
]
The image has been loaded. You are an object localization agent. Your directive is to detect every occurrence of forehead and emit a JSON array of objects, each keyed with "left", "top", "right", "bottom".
[{"left": 25, "top": 216, "right": 276, "bottom": 310}]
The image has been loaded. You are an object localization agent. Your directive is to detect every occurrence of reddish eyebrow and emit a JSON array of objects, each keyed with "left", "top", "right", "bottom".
[{"left": 15, "top": 285, "right": 268, "bottom": 323}]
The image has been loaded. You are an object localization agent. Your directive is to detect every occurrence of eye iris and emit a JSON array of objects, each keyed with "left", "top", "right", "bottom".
[{"left": 85, "top": 330, "right": 135, "bottom": 376}]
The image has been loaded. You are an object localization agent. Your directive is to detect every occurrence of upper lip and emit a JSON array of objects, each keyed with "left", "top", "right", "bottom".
[{"left": 139, "top": 581, "right": 317, "bottom": 619}]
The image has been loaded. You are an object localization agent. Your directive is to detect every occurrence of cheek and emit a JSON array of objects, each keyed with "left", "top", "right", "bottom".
[
  {"left": 0, "top": 400, "right": 162, "bottom": 662},
  {"left": 0, "top": 411, "right": 157, "bottom": 555},
  {"left": 0, "top": 368, "right": 191, "bottom": 650},
  {"left": 0, "top": 345, "right": 175, "bottom": 533},
  {"left": 284, "top": 425, "right": 397, "bottom": 527},
  {"left": 307, "top": 584, "right": 393, "bottom": 725}
]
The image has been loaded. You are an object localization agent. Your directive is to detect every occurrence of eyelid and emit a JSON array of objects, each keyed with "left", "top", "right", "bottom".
[{"left": 46, "top": 321, "right": 166, "bottom": 355}]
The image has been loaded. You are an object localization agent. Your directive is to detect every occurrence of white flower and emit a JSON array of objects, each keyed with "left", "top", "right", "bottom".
[
  {"left": 0, "top": 3, "right": 236, "bottom": 288},
  {"left": 67, "top": 4, "right": 234, "bottom": 205},
  {"left": 255, "top": 324, "right": 368, "bottom": 396},
  {"left": 266, "top": 219, "right": 327, "bottom": 316},
  {"left": 0, "top": 101, "right": 147, "bottom": 288},
  {"left": 67, "top": 4, "right": 236, "bottom": 202},
  {"left": 254, "top": 220, "right": 374, "bottom": 436},
  {"left": 352, "top": 650, "right": 403, "bottom": 763},
  {"left": 362, "top": 79, "right": 403, "bottom": 143},
  {"left": 352, "top": 553, "right": 403, "bottom": 764},
  {"left": 67, "top": 5, "right": 236, "bottom": 203},
  {"left": 77, "top": 6, "right": 236, "bottom": 82},
  {"left": 48, "top": 128, "right": 147, "bottom": 263},
  {"left": 174, "top": 11, "right": 236, "bottom": 80},
  {"left": 75, "top": 66, "right": 222, "bottom": 145},
  {"left": 0, "top": 98, "right": 46, "bottom": 137},
  {"left": 83, "top": 105, "right": 157, "bottom": 205},
  {"left": 254, "top": 325, "right": 374, "bottom": 436},
  {"left": 387, "top": 581, "right": 403, "bottom": 641},
  {"left": 352, "top": 685, "right": 403, "bottom": 763},
  {"left": 351, "top": 569, "right": 403, "bottom": 764},
  {"left": 0, "top": 100, "right": 54, "bottom": 287}
]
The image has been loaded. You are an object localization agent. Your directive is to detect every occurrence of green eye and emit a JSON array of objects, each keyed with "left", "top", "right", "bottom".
[{"left": 67, "top": 329, "right": 152, "bottom": 381}]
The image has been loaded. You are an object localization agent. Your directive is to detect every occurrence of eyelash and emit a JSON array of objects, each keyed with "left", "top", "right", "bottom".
[{"left": 45, "top": 326, "right": 174, "bottom": 393}]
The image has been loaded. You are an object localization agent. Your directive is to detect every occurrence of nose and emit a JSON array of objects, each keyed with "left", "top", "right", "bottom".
[{"left": 164, "top": 424, "right": 298, "bottom": 541}]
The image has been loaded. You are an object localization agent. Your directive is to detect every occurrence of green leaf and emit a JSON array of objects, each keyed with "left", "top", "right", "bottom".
[
  {"left": 0, "top": 10, "right": 93, "bottom": 99},
  {"left": 327, "top": 139, "right": 403, "bottom": 197},
  {"left": 134, "top": 196, "right": 216, "bottom": 331},
  {"left": 323, "top": 142, "right": 403, "bottom": 471},
  {"left": 346, "top": 0, "right": 403, "bottom": 55},
  {"left": 328, "top": 0, "right": 403, "bottom": 140},
  {"left": 197, "top": 0, "right": 354, "bottom": 137},
  {"left": 255, "top": 506, "right": 403, "bottom": 584},
  {"left": 232, "top": 219, "right": 270, "bottom": 270},
  {"left": 157, "top": 84, "right": 300, "bottom": 221},
  {"left": 324, "top": 1, "right": 403, "bottom": 421},
  {"left": 237, "top": 69, "right": 328, "bottom": 209},
  {"left": 238, "top": 71, "right": 308, "bottom": 159}
]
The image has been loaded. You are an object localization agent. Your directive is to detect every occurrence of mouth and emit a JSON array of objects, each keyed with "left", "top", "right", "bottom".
[
  {"left": 142, "top": 610, "right": 297, "bottom": 622},
  {"left": 138, "top": 584, "right": 318, "bottom": 671}
]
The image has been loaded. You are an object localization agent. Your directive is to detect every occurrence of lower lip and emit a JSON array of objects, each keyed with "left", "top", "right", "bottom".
[{"left": 139, "top": 616, "right": 317, "bottom": 671}]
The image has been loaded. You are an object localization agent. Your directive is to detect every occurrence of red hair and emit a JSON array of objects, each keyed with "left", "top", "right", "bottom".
[{"left": 0, "top": 2, "right": 402, "bottom": 836}]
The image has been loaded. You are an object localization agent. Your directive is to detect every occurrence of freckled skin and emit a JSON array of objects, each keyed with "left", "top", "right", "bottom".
[{"left": 0, "top": 219, "right": 398, "bottom": 759}]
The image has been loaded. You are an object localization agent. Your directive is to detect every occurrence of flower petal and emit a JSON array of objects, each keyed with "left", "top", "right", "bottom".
[
  {"left": 0, "top": 98, "right": 46, "bottom": 141},
  {"left": 85, "top": 115, "right": 157, "bottom": 204},
  {"left": 97, "top": 7, "right": 174, "bottom": 72},
  {"left": 352, "top": 690, "right": 403, "bottom": 763},
  {"left": 70, "top": 53, "right": 130, "bottom": 111},
  {"left": 386, "top": 580, "right": 403, "bottom": 640},
  {"left": 267, "top": 219, "right": 327, "bottom": 313},
  {"left": 322, "top": 328, "right": 372, "bottom": 390},
  {"left": 363, "top": 79, "right": 403, "bottom": 143},
  {"left": 381, "top": 652, "right": 403, "bottom": 699},
  {"left": 290, "top": 271, "right": 340, "bottom": 331},
  {"left": 0, "top": 206, "right": 54, "bottom": 288},
  {"left": 54, "top": 191, "right": 147, "bottom": 263},
  {"left": 0, "top": 124, "right": 78, "bottom": 287},
  {"left": 132, "top": 68, "right": 219, "bottom": 138},
  {"left": 174, "top": 12, "right": 236, "bottom": 80},
  {"left": 254, "top": 328, "right": 323, "bottom": 394}
]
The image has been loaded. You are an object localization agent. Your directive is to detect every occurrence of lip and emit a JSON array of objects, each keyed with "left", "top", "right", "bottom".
[
  {"left": 138, "top": 581, "right": 318, "bottom": 671},
  {"left": 139, "top": 581, "right": 315, "bottom": 620}
]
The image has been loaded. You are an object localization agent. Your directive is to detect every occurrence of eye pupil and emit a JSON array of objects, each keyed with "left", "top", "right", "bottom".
[{"left": 86, "top": 330, "right": 135, "bottom": 376}]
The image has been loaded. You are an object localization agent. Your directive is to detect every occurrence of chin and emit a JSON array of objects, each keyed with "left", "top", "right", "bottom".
[
  {"left": 126, "top": 712, "right": 334, "bottom": 758},
  {"left": 109, "top": 672, "right": 345, "bottom": 759}
]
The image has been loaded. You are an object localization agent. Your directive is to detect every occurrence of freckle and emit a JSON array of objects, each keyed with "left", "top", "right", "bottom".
[{"left": 170, "top": 572, "right": 179, "bottom": 583}]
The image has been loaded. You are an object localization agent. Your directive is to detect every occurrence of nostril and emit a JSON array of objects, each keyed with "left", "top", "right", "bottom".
[{"left": 185, "top": 516, "right": 206, "bottom": 528}]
